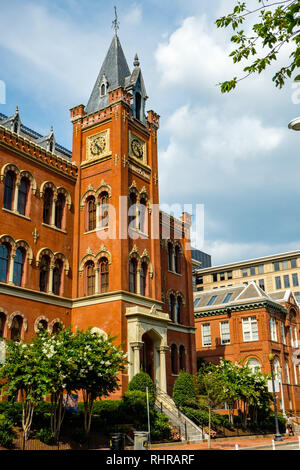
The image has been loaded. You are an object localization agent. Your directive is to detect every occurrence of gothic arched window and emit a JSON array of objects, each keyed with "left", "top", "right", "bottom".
[
  {"left": 99, "top": 192, "right": 109, "bottom": 228},
  {"left": 171, "top": 344, "right": 178, "bottom": 375},
  {"left": 0, "top": 313, "right": 6, "bottom": 338},
  {"left": 17, "top": 177, "right": 29, "bottom": 216},
  {"left": 0, "top": 244, "right": 10, "bottom": 283},
  {"left": 13, "top": 247, "right": 25, "bottom": 286},
  {"left": 179, "top": 345, "right": 186, "bottom": 371},
  {"left": 135, "top": 92, "right": 142, "bottom": 121},
  {"left": 129, "top": 258, "right": 138, "bottom": 294},
  {"left": 86, "top": 262, "right": 95, "bottom": 296},
  {"left": 39, "top": 255, "right": 50, "bottom": 292},
  {"left": 176, "top": 297, "right": 182, "bottom": 324},
  {"left": 139, "top": 198, "right": 147, "bottom": 233},
  {"left": 4, "top": 171, "right": 16, "bottom": 210},
  {"left": 100, "top": 257, "right": 109, "bottom": 293},
  {"left": 87, "top": 197, "right": 96, "bottom": 232},
  {"left": 128, "top": 193, "right": 137, "bottom": 229},
  {"left": 174, "top": 245, "right": 181, "bottom": 274},
  {"left": 10, "top": 315, "right": 23, "bottom": 342},
  {"left": 52, "top": 259, "right": 63, "bottom": 296},
  {"left": 169, "top": 294, "right": 175, "bottom": 322},
  {"left": 168, "top": 243, "right": 173, "bottom": 271},
  {"left": 140, "top": 261, "right": 148, "bottom": 297},
  {"left": 55, "top": 193, "right": 65, "bottom": 229},
  {"left": 43, "top": 188, "right": 53, "bottom": 225}
]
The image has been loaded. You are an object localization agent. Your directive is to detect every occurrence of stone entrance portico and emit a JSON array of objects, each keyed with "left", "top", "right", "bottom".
[{"left": 126, "top": 305, "right": 170, "bottom": 392}]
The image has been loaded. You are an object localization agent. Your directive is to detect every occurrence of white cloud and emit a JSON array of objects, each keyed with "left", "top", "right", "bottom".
[{"left": 124, "top": 3, "right": 142, "bottom": 25}]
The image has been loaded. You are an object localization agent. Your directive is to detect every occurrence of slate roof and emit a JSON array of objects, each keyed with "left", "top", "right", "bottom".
[
  {"left": 0, "top": 110, "right": 72, "bottom": 161},
  {"left": 194, "top": 281, "right": 287, "bottom": 317},
  {"left": 85, "top": 34, "right": 131, "bottom": 115}
]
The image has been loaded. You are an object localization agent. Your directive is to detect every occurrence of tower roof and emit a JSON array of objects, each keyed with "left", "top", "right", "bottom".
[{"left": 85, "top": 34, "right": 131, "bottom": 115}]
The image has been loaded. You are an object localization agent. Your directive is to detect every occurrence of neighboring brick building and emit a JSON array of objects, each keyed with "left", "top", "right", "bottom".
[
  {"left": 0, "top": 32, "right": 196, "bottom": 398},
  {"left": 194, "top": 282, "right": 300, "bottom": 413}
]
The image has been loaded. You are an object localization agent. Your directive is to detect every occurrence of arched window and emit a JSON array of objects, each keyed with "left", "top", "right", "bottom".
[
  {"left": 55, "top": 193, "right": 65, "bottom": 229},
  {"left": 87, "top": 197, "right": 96, "bottom": 231},
  {"left": 0, "top": 244, "right": 10, "bottom": 283},
  {"left": 247, "top": 358, "right": 261, "bottom": 374},
  {"left": 17, "top": 177, "right": 29, "bottom": 216},
  {"left": 52, "top": 322, "right": 62, "bottom": 335},
  {"left": 128, "top": 193, "right": 137, "bottom": 229},
  {"left": 13, "top": 119, "right": 19, "bottom": 134},
  {"left": 100, "top": 258, "right": 109, "bottom": 293},
  {"left": 176, "top": 297, "right": 182, "bottom": 324},
  {"left": 139, "top": 198, "right": 147, "bottom": 233},
  {"left": 101, "top": 83, "right": 106, "bottom": 96},
  {"left": 169, "top": 294, "right": 175, "bottom": 322},
  {"left": 52, "top": 259, "right": 63, "bottom": 295},
  {"left": 179, "top": 345, "right": 186, "bottom": 371},
  {"left": 10, "top": 315, "right": 23, "bottom": 342},
  {"left": 13, "top": 247, "right": 25, "bottom": 286},
  {"left": 37, "top": 319, "right": 48, "bottom": 332},
  {"left": 129, "top": 258, "right": 138, "bottom": 293},
  {"left": 174, "top": 246, "right": 181, "bottom": 274},
  {"left": 43, "top": 188, "right": 53, "bottom": 225},
  {"left": 39, "top": 255, "right": 50, "bottom": 292},
  {"left": 135, "top": 92, "right": 142, "bottom": 121},
  {"left": 3, "top": 171, "right": 16, "bottom": 210},
  {"left": 140, "top": 261, "right": 148, "bottom": 297},
  {"left": 171, "top": 344, "right": 178, "bottom": 375},
  {"left": 86, "top": 262, "right": 95, "bottom": 296},
  {"left": 168, "top": 243, "right": 173, "bottom": 271},
  {"left": 0, "top": 313, "right": 6, "bottom": 338},
  {"left": 99, "top": 192, "right": 109, "bottom": 228}
]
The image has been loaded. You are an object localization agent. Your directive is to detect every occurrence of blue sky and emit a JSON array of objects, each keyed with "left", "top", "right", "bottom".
[{"left": 1, "top": 0, "right": 300, "bottom": 266}]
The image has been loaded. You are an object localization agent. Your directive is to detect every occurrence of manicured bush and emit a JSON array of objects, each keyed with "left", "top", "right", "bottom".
[
  {"left": 173, "top": 372, "right": 197, "bottom": 408},
  {"left": 37, "top": 427, "right": 56, "bottom": 445},
  {"left": 150, "top": 412, "right": 171, "bottom": 441},
  {"left": 0, "top": 401, "right": 22, "bottom": 426},
  {"left": 0, "top": 416, "right": 15, "bottom": 448},
  {"left": 128, "top": 372, "right": 156, "bottom": 401}
]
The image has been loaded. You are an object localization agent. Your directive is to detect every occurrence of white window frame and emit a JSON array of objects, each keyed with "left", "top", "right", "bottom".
[
  {"left": 294, "top": 326, "right": 298, "bottom": 348},
  {"left": 270, "top": 317, "right": 277, "bottom": 342},
  {"left": 220, "top": 321, "right": 230, "bottom": 345},
  {"left": 290, "top": 326, "right": 294, "bottom": 348},
  {"left": 202, "top": 323, "right": 211, "bottom": 347},
  {"left": 242, "top": 316, "right": 258, "bottom": 342},
  {"left": 285, "top": 361, "right": 290, "bottom": 384}
]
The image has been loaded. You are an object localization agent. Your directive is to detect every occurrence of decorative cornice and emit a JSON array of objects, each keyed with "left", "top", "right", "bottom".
[
  {"left": 194, "top": 299, "right": 286, "bottom": 318},
  {"left": 0, "top": 125, "right": 77, "bottom": 181}
]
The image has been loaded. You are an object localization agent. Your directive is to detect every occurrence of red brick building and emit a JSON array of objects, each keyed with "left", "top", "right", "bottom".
[
  {"left": 0, "top": 32, "right": 196, "bottom": 398},
  {"left": 194, "top": 282, "right": 300, "bottom": 413}
]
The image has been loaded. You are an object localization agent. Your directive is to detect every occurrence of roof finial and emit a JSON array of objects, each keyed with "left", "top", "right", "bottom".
[
  {"left": 112, "top": 6, "right": 119, "bottom": 35},
  {"left": 134, "top": 53, "right": 140, "bottom": 67}
]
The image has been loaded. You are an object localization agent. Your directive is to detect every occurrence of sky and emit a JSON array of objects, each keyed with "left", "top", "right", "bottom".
[{"left": 0, "top": 0, "right": 300, "bottom": 266}]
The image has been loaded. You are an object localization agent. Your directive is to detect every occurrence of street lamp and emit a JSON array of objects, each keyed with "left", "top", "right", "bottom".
[
  {"left": 277, "top": 367, "right": 287, "bottom": 420},
  {"left": 268, "top": 353, "right": 283, "bottom": 441}
]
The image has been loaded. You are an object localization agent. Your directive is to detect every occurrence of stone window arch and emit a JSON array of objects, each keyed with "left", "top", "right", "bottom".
[
  {"left": 34, "top": 316, "right": 49, "bottom": 333},
  {"left": 49, "top": 319, "right": 64, "bottom": 334},
  {"left": 85, "top": 261, "right": 96, "bottom": 296},
  {"left": 0, "top": 310, "right": 8, "bottom": 338},
  {"left": 8, "top": 311, "right": 28, "bottom": 341},
  {"left": 99, "top": 257, "right": 109, "bottom": 293}
]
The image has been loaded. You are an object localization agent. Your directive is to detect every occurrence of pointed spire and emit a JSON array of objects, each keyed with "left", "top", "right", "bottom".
[
  {"left": 134, "top": 54, "right": 140, "bottom": 68},
  {"left": 112, "top": 6, "right": 120, "bottom": 35}
]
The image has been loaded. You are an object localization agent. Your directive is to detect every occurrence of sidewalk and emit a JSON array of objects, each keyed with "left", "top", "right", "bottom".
[{"left": 150, "top": 434, "right": 300, "bottom": 451}]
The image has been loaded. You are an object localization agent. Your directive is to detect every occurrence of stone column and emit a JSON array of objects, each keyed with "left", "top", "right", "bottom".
[
  {"left": 48, "top": 265, "right": 54, "bottom": 294},
  {"left": 159, "top": 346, "right": 169, "bottom": 393},
  {"left": 13, "top": 183, "right": 20, "bottom": 213},
  {"left": 51, "top": 198, "right": 57, "bottom": 227},
  {"left": 131, "top": 341, "right": 144, "bottom": 377},
  {"left": 95, "top": 267, "right": 100, "bottom": 295},
  {"left": 8, "top": 253, "right": 16, "bottom": 284}
]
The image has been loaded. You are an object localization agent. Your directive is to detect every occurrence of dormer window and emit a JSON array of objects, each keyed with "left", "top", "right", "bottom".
[
  {"left": 99, "top": 75, "right": 108, "bottom": 97},
  {"left": 101, "top": 83, "right": 106, "bottom": 96},
  {"left": 135, "top": 92, "right": 142, "bottom": 121}
]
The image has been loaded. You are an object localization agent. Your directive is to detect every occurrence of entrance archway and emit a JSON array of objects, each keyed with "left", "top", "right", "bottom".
[{"left": 141, "top": 332, "right": 154, "bottom": 381}]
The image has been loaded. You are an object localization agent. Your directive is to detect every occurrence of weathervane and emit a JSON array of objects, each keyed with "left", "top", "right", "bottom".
[{"left": 112, "top": 6, "right": 120, "bottom": 34}]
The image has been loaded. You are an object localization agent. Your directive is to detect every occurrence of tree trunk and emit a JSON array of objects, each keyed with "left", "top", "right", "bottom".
[
  {"left": 21, "top": 390, "right": 35, "bottom": 442},
  {"left": 51, "top": 392, "right": 66, "bottom": 441},
  {"left": 208, "top": 406, "right": 211, "bottom": 449},
  {"left": 83, "top": 390, "right": 94, "bottom": 436}
]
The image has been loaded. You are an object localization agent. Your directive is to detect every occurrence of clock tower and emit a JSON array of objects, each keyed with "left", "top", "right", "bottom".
[{"left": 69, "top": 30, "right": 196, "bottom": 396}]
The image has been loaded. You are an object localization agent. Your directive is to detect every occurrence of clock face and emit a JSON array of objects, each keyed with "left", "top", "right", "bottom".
[
  {"left": 90, "top": 136, "right": 106, "bottom": 157},
  {"left": 131, "top": 139, "right": 143, "bottom": 159}
]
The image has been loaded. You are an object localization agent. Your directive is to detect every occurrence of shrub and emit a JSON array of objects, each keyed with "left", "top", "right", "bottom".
[
  {"left": 0, "top": 401, "right": 22, "bottom": 426},
  {"left": 128, "top": 372, "right": 156, "bottom": 402},
  {"left": 151, "top": 412, "right": 171, "bottom": 441},
  {"left": 37, "top": 428, "right": 56, "bottom": 445},
  {"left": 173, "top": 372, "right": 197, "bottom": 408},
  {"left": 0, "top": 416, "right": 15, "bottom": 449},
  {"left": 122, "top": 390, "right": 150, "bottom": 429}
]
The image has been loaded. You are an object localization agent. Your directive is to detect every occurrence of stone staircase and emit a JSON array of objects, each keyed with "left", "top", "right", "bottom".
[{"left": 155, "top": 386, "right": 207, "bottom": 443}]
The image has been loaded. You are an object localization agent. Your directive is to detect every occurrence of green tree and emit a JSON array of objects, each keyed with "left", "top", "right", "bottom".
[
  {"left": 216, "top": 0, "right": 300, "bottom": 92},
  {"left": 201, "top": 368, "right": 225, "bottom": 449},
  {"left": 0, "top": 338, "right": 49, "bottom": 445},
  {"left": 173, "top": 371, "right": 198, "bottom": 408},
  {"left": 72, "top": 328, "right": 127, "bottom": 436},
  {"left": 35, "top": 328, "right": 77, "bottom": 441}
]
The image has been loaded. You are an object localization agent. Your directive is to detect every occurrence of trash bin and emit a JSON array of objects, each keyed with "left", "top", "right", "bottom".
[
  {"left": 110, "top": 433, "right": 124, "bottom": 451},
  {"left": 134, "top": 431, "right": 149, "bottom": 450}
]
